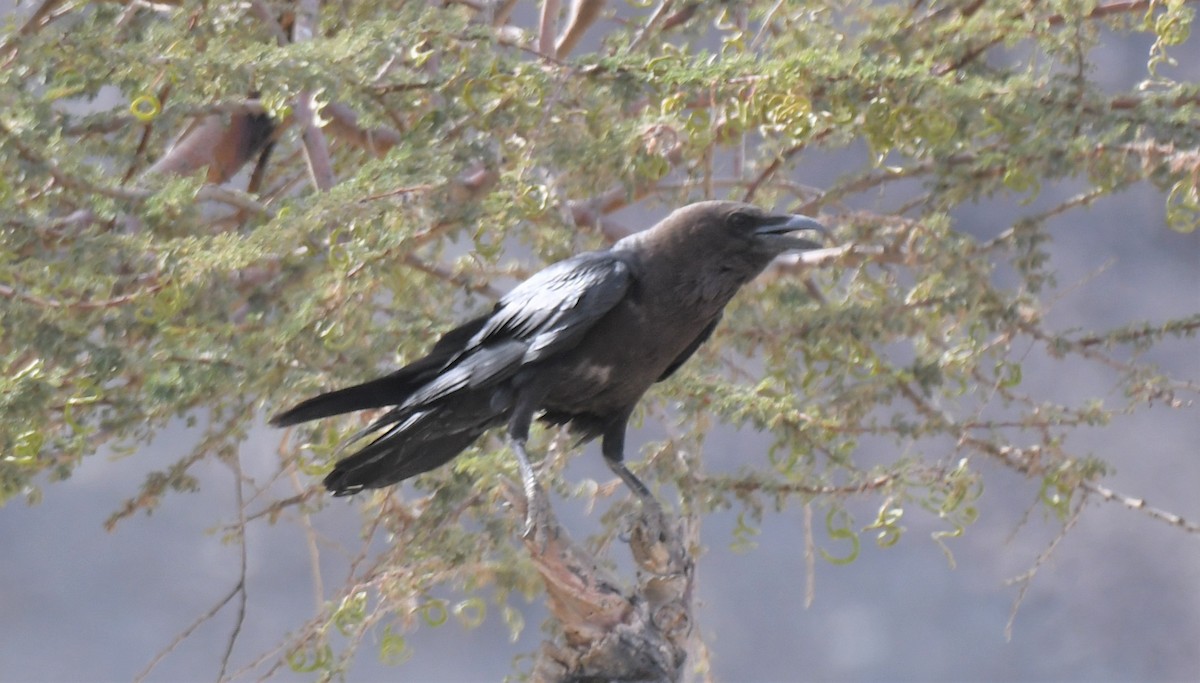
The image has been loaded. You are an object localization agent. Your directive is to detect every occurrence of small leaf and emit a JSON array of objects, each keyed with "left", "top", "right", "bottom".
[
  {"left": 420, "top": 599, "right": 448, "bottom": 627},
  {"left": 130, "top": 94, "right": 161, "bottom": 122},
  {"left": 286, "top": 642, "right": 332, "bottom": 673},
  {"left": 379, "top": 626, "right": 412, "bottom": 665},
  {"left": 334, "top": 590, "right": 367, "bottom": 635},
  {"left": 454, "top": 597, "right": 486, "bottom": 629},
  {"left": 820, "top": 507, "right": 861, "bottom": 565},
  {"left": 1166, "top": 180, "right": 1199, "bottom": 233}
]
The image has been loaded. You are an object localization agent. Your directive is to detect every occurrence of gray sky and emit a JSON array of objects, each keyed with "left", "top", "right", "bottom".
[{"left": 1, "top": 6, "right": 1197, "bottom": 681}]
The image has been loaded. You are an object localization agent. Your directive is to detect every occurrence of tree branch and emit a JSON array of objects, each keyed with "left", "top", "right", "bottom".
[
  {"left": 292, "top": 0, "right": 336, "bottom": 191},
  {"left": 556, "top": 0, "right": 606, "bottom": 59},
  {"left": 506, "top": 487, "right": 693, "bottom": 682},
  {"left": 627, "top": 0, "right": 674, "bottom": 52},
  {"left": 141, "top": 101, "right": 276, "bottom": 183},
  {"left": 538, "top": 0, "right": 561, "bottom": 57},
  {"left": 294, "top": 92, "right": 336, "bottom": 191}
]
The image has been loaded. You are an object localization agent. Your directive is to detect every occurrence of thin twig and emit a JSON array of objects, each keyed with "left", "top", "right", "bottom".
[
  {"left": 1045, "top": 0, "right": 1190, "bottom": 26},
  {"left": 0, "top": 277, "right": 165, "bottom": 310},
  {"left": 1083, "top": 481, "right": 1200, "bottom": 533},
  {"left": 1003, "top": 499, "right": 1085, "bottom": 640},
  {"left": 983, "top": 186, "right": 1117, "bottom": 249},
  {"left": 289, "top": 467, "right": 326, "bottom": 611},
  {"left": 0, "top": 119, "right": 149, "bottom": 201},
  {"left": 627, "top": 0, "right": 674, "bottom": 52},
  {"left": 750, "top": 0, "right": 785, "bottom": 50},
  {"left": 198, "top": 185, "right": 277, "bottom": 217},
  {"left": 731, "top": 5, "right": 747, "bottom": 182},
  {"left": 743, "top": 143, "right": 803, "bottom": 202},
  {"left": 134, "top": 579, "right": 243, "bottom": 683},
  {"left": 693, "top": 472, "right": 898, "bottom": 498},
  {"left": 217, "top": 454, "right": 250, "bottom": 681},
  {"left": 61, "top": 100, "right": 268, "bottom": 136},
  {"left": 492, "top": 0, "right": 520, "bottom": 25},
  {"left": 0, "top": 0, "right": 64, "bottom": 58},
  {"left": 803, "top": 501, "right": 816, "bottom": 608},
  {"left": 248, "top": 0, "right": 290, "bottom": 45}
]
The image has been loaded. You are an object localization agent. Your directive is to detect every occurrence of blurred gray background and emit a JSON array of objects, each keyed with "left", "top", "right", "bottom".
[{"left": 1, "top": 3, "right": 1197, "bottom": 681}]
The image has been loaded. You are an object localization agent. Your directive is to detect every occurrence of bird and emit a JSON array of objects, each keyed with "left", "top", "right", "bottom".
[{"left": 271, "top": 200, "right": 828, "bottom": 534}]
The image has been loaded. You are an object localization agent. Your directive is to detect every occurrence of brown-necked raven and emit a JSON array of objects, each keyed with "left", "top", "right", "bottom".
[{"left": 271, "top": 200, "right": 827, "bottom": 531}]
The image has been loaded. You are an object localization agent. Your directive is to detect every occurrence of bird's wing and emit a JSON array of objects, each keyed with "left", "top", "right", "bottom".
[
  {"left": 657, "top": 315, "right": 721, "bottom": 382},
  {"left": 400, "top": 339, "right": 526, "bottom": 409},
  {"left": 385, "top": 252, "right": 631, "bottom": 411},
  {"left": 471, "top": 251, "right": 633, "bottom": 363}
]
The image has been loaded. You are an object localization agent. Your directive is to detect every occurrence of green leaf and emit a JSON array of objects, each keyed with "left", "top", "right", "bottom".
[
  {"left": 1166, "top": 180, "right": 1199, "bottom": 233},
  {"left": 454, "top": 597, "right": 487, "bottom": 629},
  {"left": 820, "top": 507, "right": 861, "bottom": 565}
]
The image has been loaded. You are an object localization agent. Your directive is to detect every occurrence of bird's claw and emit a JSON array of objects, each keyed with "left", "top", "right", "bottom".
[
  {"left": 624, "top": 496, "right": 679, "bottom": 576},
  {"left": 632, "top": 497, "right": 669, "bottom": 545},
  {"left": 617, "top": 495, "right": 670, "bottom": 545},
  {"left": 521, "top": 481, "right": 553, "bottom": 542}
]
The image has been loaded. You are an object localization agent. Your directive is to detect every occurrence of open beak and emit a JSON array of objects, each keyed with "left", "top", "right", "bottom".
[{"left": 754, "top": 214, "right": 829, "bottom": 252}]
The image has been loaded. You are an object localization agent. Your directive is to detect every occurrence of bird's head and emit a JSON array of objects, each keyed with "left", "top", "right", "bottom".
[
  {"left": 657, "top": 200, "right": 829, "bottom": 257},
  {"left": 614, "top": 200, "right": 831, "bottom": 306},
  {"left": 725, "top": 201, "right": 828, "bottom": 255},
  {"left": 615, "top": 200, "right": 830, "bottom": 281}
]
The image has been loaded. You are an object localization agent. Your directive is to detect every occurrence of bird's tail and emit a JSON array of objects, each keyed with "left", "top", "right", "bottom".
[
  {"left": 269, "top": 374, "right": 413, "bottom": 427},
  {"left": 321, "top": 388, "right": 507, "bottom": 495},
  {"left": 322, "top": 417, "right": 489, "bottom": 495},
  {"left": 269, "top": 316, "right": 489, "bottom": 427},
  {"left": 273, "top": 381, "right": 499, "bottom": 495}
]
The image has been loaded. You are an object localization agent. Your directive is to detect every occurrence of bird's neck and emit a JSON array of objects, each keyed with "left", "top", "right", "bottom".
[{"left": 616, "top": 233, "right": 770, "bottom": 312}]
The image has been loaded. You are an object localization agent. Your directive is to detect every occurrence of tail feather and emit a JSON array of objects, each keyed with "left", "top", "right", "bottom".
[
  {"left": 323, "top": 424, "right": 486, "bottom": 495},
  {"left": 270, "top": 313, "right": 493, "bottom": 428},
  {"left": 272, "top": 312, "right": 510, "bottom": 493},
  {"left": 320, "top": 385, "right": 511, "bottom": 495},
  {"left": 269, "top": 375, "right": 411, "bottom": 427}
]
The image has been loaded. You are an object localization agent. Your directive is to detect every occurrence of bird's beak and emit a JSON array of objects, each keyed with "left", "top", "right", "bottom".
[{"left": 754, "top": 214, "right": 829, "bottom": 252}]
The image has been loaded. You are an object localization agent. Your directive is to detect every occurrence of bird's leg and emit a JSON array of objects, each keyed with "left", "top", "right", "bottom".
[
  {"left": 509, "top": 435, "right": 551, "bottom": 539},
  {"left": 602, "top": 417, "right": 668, "bottom": 544},
  {"left": 605, "top": 457, "right": 660, "bottom": 512},
  {"left": 508, "top": 395, "right": 550, "bottom": 540}
]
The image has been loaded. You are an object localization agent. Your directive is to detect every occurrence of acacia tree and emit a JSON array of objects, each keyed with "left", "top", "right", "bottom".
[{"left": 2, "top": 0, "right": 1197, "bottom": 679}]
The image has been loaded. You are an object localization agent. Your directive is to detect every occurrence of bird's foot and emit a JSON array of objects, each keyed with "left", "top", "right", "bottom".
[
  {"left": 522, "top": 481, "right": 553, "bottom": 542},
  {"left": 625, "top": 496, "right": 680, "bottom": 576},
  {"left": 631, "top": 496, "right": 669, "bottom": 545}
]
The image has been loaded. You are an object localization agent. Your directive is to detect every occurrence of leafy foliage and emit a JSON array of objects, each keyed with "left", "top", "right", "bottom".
[{"left": 1, "top": 0, "right": 1196, "bottom": 678}]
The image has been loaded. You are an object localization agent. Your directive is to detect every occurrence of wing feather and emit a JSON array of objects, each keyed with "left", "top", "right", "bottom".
[
  {"left": 390, "top": 252, "right": 631, "bottom": 411},
  {"left": 656, "top": 315, "right": 721, "bottom": 382},
  {"left": 470, "top": 252, "right": 632, "bottom": 363}
]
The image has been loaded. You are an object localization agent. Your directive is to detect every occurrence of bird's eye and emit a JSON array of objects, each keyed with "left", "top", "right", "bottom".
[{"left": 728, "top": 212, "right": 754, "bottom": 231}]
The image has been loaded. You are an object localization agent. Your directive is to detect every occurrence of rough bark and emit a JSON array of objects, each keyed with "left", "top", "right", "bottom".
[{"left": 523, "top": 503, "right": 695, "bottom": 683}]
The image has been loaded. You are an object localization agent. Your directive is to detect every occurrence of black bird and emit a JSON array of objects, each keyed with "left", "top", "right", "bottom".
[{"left": 271, "top": 201, "right": 827, "bottom": 531}]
